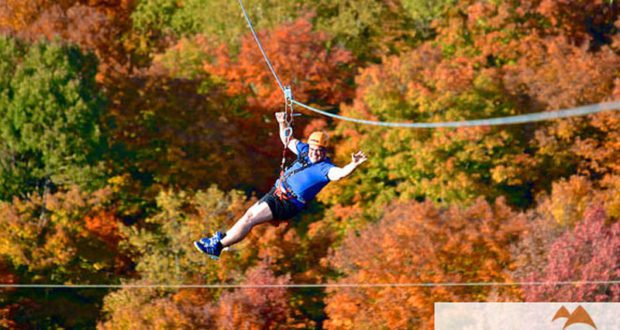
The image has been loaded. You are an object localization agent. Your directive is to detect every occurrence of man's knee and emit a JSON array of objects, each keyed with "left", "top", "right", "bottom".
[
  {"left": 244, "top": 202, "right": 272, "bottom": 225},
  {"left": 243, "top": 208, "right": 254, "bottom": 221},
  {"left": 242, "top": 206, "right": 261, "bottom": 226}
]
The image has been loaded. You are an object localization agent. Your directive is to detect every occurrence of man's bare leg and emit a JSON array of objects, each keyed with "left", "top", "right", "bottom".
[{"left": 220, "top": 201, "right": 274, "bottom": 247}]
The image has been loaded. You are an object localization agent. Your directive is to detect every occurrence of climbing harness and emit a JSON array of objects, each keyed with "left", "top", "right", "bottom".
[
  {"left": 275, "top": 151, "right": 311, "bottom": 204},
  {"left": 274, "top": 182, "right": 305, "bottom": 204}
]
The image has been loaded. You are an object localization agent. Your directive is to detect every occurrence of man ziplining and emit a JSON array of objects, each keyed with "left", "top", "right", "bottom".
[
  {"left": 194, "top": 111, "right": 368, "bottom": 259},
  {"left": 192, "top": 0, "right": 620, "bottom": 262}
]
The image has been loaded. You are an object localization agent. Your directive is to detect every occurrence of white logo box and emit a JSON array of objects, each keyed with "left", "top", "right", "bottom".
[{"left": 435, "top": 302, "right": 620, "bottom": 330}]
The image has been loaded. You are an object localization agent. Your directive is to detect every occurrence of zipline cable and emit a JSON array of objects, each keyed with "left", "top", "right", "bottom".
[
  {"left": 238, "top": 0, "right": 285, "bottom": 94},
  {"left": 1, "top": 280, "right": 619, "bottom": 289},
  {"left": 292, "top": 99, "right": 620, "bottom": 128},
  {"left": 238, "top": 0, "right": 620, "bottom": 128},
  {"left": 237, "top": 0, "right": 297, "bottom": 176}
]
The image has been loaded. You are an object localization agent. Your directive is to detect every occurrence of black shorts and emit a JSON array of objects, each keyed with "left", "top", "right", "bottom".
[{"left": 259, "top": 187, "right": 302, "bottom": 221}]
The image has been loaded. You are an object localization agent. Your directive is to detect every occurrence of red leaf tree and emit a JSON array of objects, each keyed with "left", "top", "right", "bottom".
[
  {"left": 211, "top": 260, "right": 301, "bottom": 329},
  {"left": 523, "top": 204, "right": 620, "bottom": 301}
]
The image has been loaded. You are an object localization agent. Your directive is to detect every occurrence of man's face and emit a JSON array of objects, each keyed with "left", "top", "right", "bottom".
[{"left": 308, "top": 145, "right": 326, "bottom": 163}]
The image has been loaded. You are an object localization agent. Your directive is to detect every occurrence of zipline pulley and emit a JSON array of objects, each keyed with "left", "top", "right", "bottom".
[{"left": 278, "top": 86, "right": 296, "bottom": 180}]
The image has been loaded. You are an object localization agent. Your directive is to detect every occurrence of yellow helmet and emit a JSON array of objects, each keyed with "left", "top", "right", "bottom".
[{"left": 308, "top": 131, "right": 329, "bottom": 148}]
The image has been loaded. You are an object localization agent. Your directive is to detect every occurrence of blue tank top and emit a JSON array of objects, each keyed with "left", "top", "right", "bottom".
[{"left": 275, "top": 142, "right": 335, "bottom": 208}]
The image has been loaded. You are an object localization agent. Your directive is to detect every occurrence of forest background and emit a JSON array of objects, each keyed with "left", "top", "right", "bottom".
[{"left": 0, "top": 0, "right": 619, "bottom": 328}]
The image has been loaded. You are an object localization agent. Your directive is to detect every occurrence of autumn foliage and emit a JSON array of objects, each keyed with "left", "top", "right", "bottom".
[
  {"left": 523, "top": 204, "right": 620, "bottom": 302},
  {"left": 0, "top": 187, "right": 132, "bottom": 327},
  {"left": 0, "top": 0, "right": 135, "bottom": 78},
  {"left": 325, "top": 198, "right": 526, "bottom": 329},
  {"left": 212, "top": 261, "right": 298, "bottom": 329},
  {"left": 206, "top": 15, "right": 355, "bottom": 112},
  {"left": 0, "top": 0, "right": 619, "bottom": 328}
]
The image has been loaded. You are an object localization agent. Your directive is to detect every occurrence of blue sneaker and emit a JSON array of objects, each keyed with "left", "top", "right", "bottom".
[{"left": 194, "top": 232, "right": 226, "bottom": 259}]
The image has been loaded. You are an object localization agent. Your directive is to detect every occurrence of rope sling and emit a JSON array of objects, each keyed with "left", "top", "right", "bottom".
[
  {"left": 278, "top": 86, "right": 295, "bottom": 179},
  {"left": 275, "top": 87, "right": 310, "bottom": 203}
]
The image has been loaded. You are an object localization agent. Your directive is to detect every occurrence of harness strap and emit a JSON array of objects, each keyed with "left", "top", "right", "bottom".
[
  {"left": 275, "top": 151, "right": 310, "bottom": 203},
  {"left": 274, "top": 183, "right": 306, "bottom": 204},
  {"left": 281, "top": 151, "right": 308, "bottom": 179}
]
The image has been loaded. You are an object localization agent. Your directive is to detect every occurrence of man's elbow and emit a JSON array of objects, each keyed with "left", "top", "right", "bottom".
[
  {"left": 329, "top": 169, "right": 348, "bottom": 182},
  {"left": 328, "top": 172, "right": 342, "bottom": 182}
]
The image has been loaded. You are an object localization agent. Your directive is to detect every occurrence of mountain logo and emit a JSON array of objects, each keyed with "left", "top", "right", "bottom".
[{"left": 552, "top": 305, "right": 597, "bottom": 329}]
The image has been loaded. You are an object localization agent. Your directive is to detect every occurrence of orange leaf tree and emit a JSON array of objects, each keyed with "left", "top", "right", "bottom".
[
  {"left": 205, "top": 16, "right": 355, "bottom": 155},
  {"left": 325, "top": 198, "right": 526, "bottom": 329},
  {"left": 210, "top": 16, "right": 354, "bottom": 111},
  {"left": 0, "top": 186, "right": 132, "bottom": 328},
  {"left": 99, "top": 185, "right": 327, "bottom": 328},
  {"left": 0, "top": 0, "right": 136, "bottom": 78}
]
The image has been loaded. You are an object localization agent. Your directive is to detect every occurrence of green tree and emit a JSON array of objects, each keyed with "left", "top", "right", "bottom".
[
  {"left": 130, "top": 0, "right": 440, "bottom": 64},
  {"left": 321, "top": 43, "right": 533, "bottom": 219},
  {"left": 314, "top": 0, "right": 446, "bottom": 61},
  {"left": 130, "top": 0, "right": 303, "bottom": 55},
  {"left": 321, "top": 0, "right": 620, "bottom": 220},
  {"left": 0, "top": 37, "right": 106, "bottom": 200}
]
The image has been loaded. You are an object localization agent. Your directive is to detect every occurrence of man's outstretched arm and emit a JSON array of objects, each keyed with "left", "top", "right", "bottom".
[
  {"left": 328, "top": 151, "right": 368, "bottom": 181},
  {"left": 275, "top": 112, "right": 299, "bottom": 154}
]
